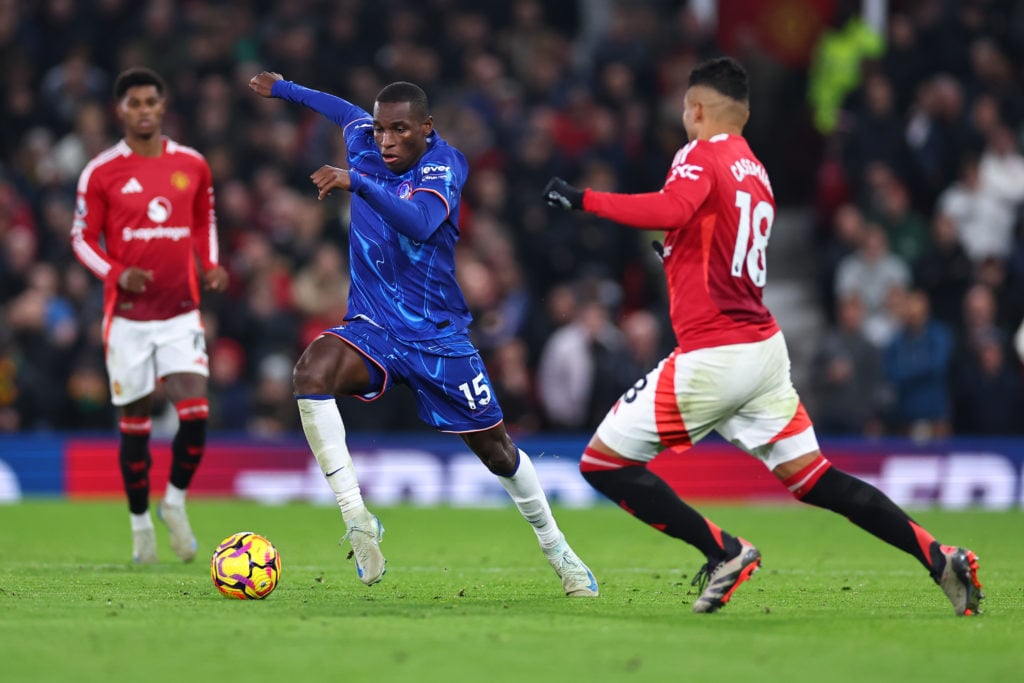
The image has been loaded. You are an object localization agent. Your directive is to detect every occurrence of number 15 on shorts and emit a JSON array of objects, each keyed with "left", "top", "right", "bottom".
[{"left": 458, "top": 372, "right": 492, "bottom": 409}]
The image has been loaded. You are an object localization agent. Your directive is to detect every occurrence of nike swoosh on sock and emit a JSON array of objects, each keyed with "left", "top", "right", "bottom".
[{"left": 326, "top": 467, "right": 346, "bottom": 476}]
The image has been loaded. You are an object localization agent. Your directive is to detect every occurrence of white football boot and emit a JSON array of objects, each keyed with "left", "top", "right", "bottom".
[
  {"left": 158, "top": 500, "right": 198, "bottom": 562},
  {"left": 132, "top": 526, "right": 158, "bottom": 564},
  {"left": 342, "top": 509, "right": 386, "bottom": 585},
  {"left": 545, "top": 535, "right": 599, "bottom": 597}
]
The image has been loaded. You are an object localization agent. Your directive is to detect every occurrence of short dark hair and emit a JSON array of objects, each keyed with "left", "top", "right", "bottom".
[
  {"left": 114, "top": 67, "right": 167, "bottom": 101},
  {"left": 376, "top": 81, "right": 429, "bottom": 121},
  {"left": 688, "top": 57, "right": 748, "bottom": 102}
]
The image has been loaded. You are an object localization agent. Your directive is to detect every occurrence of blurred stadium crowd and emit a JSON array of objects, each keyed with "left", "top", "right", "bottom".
[{"left": 1, "top": 0, "right": 1023, "bottom": 440}]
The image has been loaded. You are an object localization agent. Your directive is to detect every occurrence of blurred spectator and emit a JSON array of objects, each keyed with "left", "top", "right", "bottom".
[
  {"left": 880, "top": 13, "right": 927, "bottom": 114},
  {"left": 953, "top": 283, "right": 1006, "bottom": 369},
  {"left": 841, "top": 72, "right": 912, "bottom": 186},
  {"left": 1, "top": 225, "right": 37, "bottom": 302},
  {"left": 247, "top": 353, "right": 300, "bottom": 437},
  {"left": 51, "top": 100, "right": 114, "bottom": 185},
  {"left": 537, "top": 289, "right": 632, "bottom": 431},
  {"left": 618, "top": 308, "right": 668, "bottom": 376},
  {"left": 807, "top": 2, "right": 884, "bottom": 135},
  {"left": 0, "top": 329, "right": 23, "bottom": 432},
  {"left": 978, "top": 124, "right": 1024, "bottom": 213},
  {"left": 38, "top": 44, "right": 109, "bottom": 136},
  {"left": 835, "top": 223, "right": 911, "bottom": 347},
  {"left": 811, "top": 294, "right": 887, "bottom": 436},
  {"left": 207, "top": 337, "right": 250, "bottom": 431},
  {"left": 488, "top": 337, "right": 543, "bottom": 436},
  {"left": 968, "top": 38, "right": 1023, "bottom": 128},
  {"left": 864, "top": 175, "right": 929, "bottom": 267},
  {"left": 904, "top": 73, "right": 974, "bottom": 209},
  {"left": 936, "top": 153, "right": 1017, "bottom": 266},
  {"left": 952, "top": 328, "right": 1024, "bottom": 435},
  {"left": 62, "top": 357, "right": 114, "bottom": 430},
  {"left": 913, "top": 212, "right": 973, "bottom": 329},
  {"left": 818, "top": 202, "right": 866, "bottom": 322},
  {"left": 883, "top": 289, "right": 953, "bottom": 440}
]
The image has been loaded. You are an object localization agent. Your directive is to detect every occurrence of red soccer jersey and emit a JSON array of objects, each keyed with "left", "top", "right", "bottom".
[
  {"left": 72, "top": 137, "right": 219, "bottom": 322},
  {"left": 584, "top": 133, "right": 779, "bottom": 352}
]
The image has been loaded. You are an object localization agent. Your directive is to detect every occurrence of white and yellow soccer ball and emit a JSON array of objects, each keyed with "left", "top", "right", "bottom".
[{"left": 210, "top": 532, "right": 282, "bottom": 599}]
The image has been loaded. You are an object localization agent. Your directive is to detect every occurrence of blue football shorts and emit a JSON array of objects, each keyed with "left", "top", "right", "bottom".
[{"left": 324, "top": 318, "right": 504, "bottom": 433}]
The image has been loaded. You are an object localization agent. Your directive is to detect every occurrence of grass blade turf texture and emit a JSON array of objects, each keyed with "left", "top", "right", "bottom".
[{"left": 1, "top": 501, "right": 1021, "bottom": 682}]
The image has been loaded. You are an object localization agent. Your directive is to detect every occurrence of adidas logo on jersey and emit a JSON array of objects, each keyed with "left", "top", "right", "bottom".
[{"left": 121, "top": 177, "right": 143, "bottom": 194}]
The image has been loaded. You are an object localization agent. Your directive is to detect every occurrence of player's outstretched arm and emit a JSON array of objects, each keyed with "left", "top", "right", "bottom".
[
  {"left": 249, "top": 72, "right": 367, "bottom": 129},
  {"left": 545, "top": 175, "right": 701, "bottom": 230}
]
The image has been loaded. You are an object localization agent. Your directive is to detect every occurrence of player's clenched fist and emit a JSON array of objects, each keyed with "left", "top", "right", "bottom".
[
  {"left": 203, "top": 265, "right": 229, "bottom": 292},
  {"left": 249, "top": 71, "right": 283, "bottom": 98},
  {"left": 310, "top": 165, "right": 351, "bottom": 200},
  {"left": 542, "top": 177, "right": 584, "bottom": 210},
  {"left": 118, "top": 266, "right": 154, "bottom": 293}
]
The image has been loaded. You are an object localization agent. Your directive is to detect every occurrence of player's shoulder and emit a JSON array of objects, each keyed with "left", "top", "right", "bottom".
[
  {"left": 82, "top": 140, "right": 132, "bottom": 173},
  {"left": 78, "top": 140, "right": 132, "bottom": 189},
  {"left": 418, "top": 133, "right": 467, "bottom": 179},
  {"left": 164, "top": 137, "right": 208, "bottom": 163},
  {"left": 708, "top": 135, "right": 773, "bottom": 196},
  {"left": 344, "top": 115, "right": 374, "bottom": 137},
  {"left": 685, "top": 134, "right": 749, "bottom": 158}
]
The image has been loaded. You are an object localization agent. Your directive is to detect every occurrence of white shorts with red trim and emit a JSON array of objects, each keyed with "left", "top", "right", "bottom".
[
  {"left": 104, "top": 310, "right": 208, "bottom": 406},
  {"left": 593, "top": 331, "right": 819, "bottom": 471}
]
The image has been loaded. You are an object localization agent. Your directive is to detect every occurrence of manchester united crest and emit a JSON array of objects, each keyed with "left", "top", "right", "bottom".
[{"left": 171, "top": 171, "right": 190, "bottom": 190}]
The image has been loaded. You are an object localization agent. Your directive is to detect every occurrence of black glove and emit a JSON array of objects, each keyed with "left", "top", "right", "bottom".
[
  {"left": 651, "top": 240, "right": 665, "bottom": 261},
  {"left": 543, "top": 177, "right": 584, "bottom": 211}
]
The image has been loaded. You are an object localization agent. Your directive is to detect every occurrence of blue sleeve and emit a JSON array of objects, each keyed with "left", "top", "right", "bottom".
[
  {"left": 270, "top": 80, "right": 369, "bottom": 130},
  {"left": 349, "top": 173, "right": 449, "bottom": 241}
]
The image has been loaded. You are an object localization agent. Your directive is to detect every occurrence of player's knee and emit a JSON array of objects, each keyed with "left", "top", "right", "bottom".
[
  {"left": 290, "top": 358, "right": 317, "bottom": 395},
  {"left": 292, "top": 357, "right": 327, "bottom": 395},
  {"left": 480, "top": 441, "right": 518, "bottom": 476}
]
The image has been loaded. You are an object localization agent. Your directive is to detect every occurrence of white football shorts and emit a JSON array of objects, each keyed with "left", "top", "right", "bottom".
[
  {"left": 104, "top": 310, "right": 209, "bottom": 406},
  {"left": 595, "top": 331, "right": 819, "bottom": 471}
]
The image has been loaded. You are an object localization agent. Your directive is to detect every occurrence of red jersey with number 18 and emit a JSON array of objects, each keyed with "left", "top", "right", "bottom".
[
  {"left": 583, "top": 133, "right": 779, "bottom": 352},
  {"left": 72, "top": 137, "right": 219, "bottom": 323}
]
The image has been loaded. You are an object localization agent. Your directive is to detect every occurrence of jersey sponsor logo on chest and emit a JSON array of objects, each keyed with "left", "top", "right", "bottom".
[
  {"left": 146, "top": 197, "right": 173, "bottom": 223},
  {"left": 121, "top": 197, "right": 189, "bottom": 242},
  {"left": 420, "top": 164, "right": 450, "bottom": 181}
]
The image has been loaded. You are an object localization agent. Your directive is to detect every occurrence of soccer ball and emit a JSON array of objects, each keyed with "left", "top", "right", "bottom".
[{"left": 210, "top": 532, "right": 282, "bottom": 599}]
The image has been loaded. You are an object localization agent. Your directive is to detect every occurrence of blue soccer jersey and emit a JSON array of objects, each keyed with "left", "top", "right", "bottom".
[{"left": 273, "top": 80, "right": 471, "bottom": 341}]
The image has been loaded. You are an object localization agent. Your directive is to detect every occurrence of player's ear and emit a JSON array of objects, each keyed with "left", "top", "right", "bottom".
[
  {"left": 422, "top": 115, "right": 434, "bottom": 135},
  {"left": 693, "top": 99, "right": 704, "bottom": 123}
]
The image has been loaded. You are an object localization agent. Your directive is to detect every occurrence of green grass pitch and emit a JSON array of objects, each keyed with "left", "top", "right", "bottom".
[{"left": 1, "top": 501, "right": 1021, "bottom": 682}]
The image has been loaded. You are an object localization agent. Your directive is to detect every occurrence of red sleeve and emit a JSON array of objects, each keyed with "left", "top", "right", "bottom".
[
  {"left": 192, "top": 158, "right": 219, "bottom": 270},
  {"left": 581, "top": 141, "right": 714, "bottom": 230},
  {"left": 71, "top": 166, "right": 125, "bottom": 285}
]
